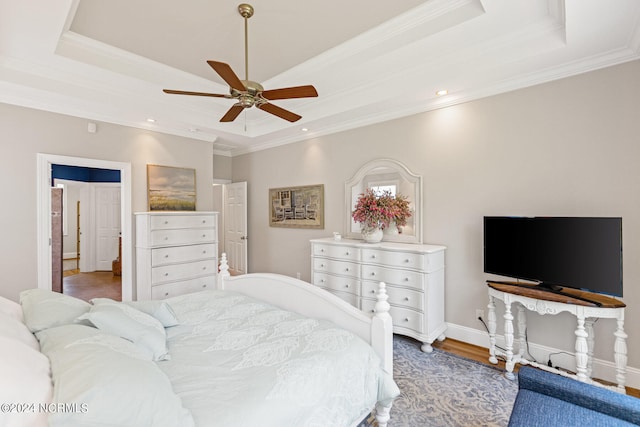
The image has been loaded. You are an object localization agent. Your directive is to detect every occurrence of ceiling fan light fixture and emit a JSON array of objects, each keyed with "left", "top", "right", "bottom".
[{"left": 162, "top": 3, "right": 318, "bottom": 123}]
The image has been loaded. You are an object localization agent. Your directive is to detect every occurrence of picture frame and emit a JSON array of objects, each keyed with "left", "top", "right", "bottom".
[
  {"left": 147, "top": 164, "right": 196, "bottom": 211},
  {"left": 269, "top": 184, "right": 324, "bottom": 229}
]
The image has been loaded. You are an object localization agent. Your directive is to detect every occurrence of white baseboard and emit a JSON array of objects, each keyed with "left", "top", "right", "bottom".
[{"left": 445, "top": 322, "right": 640, "bottom": 390}]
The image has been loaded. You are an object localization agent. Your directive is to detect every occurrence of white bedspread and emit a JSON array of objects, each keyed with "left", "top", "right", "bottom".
[{"left": 160, "top": 290, "right": 399, "bottom": 427}]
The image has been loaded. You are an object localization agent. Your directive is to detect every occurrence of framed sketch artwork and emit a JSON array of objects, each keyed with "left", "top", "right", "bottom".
[
  {"left": 147, "top": 165, "right": 196, "bottom": 211},
  {"left": 269, "top": 184, "right": 324, "bottom": 229}
]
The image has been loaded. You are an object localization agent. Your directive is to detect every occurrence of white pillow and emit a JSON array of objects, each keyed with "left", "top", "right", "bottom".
[
  {"left": 0, "top": 295, "right": 23, "bottom": 321},
  {"left": 0, "top": 311, "right": 39, "bottom": 350},
  {"left": 0, "top": 336, "right": 52, "bottom": 427},
  {"left": 36, "top": 325, "right": 194, "bottom": 427},
  {"left": 20, "top": 289, "right": 91, "bottom": 333},
  {"left": 91, "top": 298, "right": 179, "bottom": 327},
  {"left": 77, "top": 303, "right": 170, "bottom": 361}
]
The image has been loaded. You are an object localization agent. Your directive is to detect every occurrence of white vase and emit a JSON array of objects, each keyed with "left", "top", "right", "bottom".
[
  {"left": 362, "top": 228, "right": 383, "bottom": 243},
  {"left": 384, "top": 221, "right": 399, "bottom": 236}
]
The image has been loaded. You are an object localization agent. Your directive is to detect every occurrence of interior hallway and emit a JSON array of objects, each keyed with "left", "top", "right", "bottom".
[{"left": 63, "top": 261, "right": 121, "bottom": 301}]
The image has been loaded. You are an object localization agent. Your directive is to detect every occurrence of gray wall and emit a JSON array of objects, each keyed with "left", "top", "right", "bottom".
[
  {"left": 231, "top": 60, "right": 640, "bottom": 370},
  {"left": 0, "top": 105, "right": 215, "bottom": 301}
]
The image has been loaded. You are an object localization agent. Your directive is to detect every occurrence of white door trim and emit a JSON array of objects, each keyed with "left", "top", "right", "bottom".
[{"left": 37, "top": 154, "right": 133, "bottom": 301}]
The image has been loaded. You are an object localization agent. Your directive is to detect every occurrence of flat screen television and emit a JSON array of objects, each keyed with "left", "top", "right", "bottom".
[{"left": 483, "top": 216, "right": 623, "bottom": 298}]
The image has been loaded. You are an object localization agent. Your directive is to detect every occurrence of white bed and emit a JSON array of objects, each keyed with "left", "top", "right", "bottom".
[{"left": 0, "top": 254, "right": 398, "bottom": 427}]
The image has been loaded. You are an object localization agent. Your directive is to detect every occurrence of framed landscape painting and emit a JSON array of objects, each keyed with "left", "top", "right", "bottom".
[{"left": 147, "top": 165, "right": 196, "bottom": 211}]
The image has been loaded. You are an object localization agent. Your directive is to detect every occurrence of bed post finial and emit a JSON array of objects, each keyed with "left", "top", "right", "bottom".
[
  {"left": 371, "top": 281, "right": 393, "bottom": 375},
  {"left": 374, "top": 282, "right": 391, "bottom": 318},
  {"left": 218, "top": 253, "right": 230, "bottom": 289}
]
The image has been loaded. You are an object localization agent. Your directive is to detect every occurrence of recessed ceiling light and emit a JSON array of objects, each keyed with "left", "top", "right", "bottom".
[
  {"left": 301, "top": 128, "right": 309, "bottom": 132},
  {"left": 189, "top": 128, "right": 199, "bottom": 132},
  {"left": 146, "top": 118, "right": 156, "bottom": 123},
  {"left": 436, "top": 89, "right": 448, "bottom": 96}
]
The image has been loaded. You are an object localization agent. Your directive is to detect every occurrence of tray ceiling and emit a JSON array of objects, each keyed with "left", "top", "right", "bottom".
[{"left": 1, "top": 0, "right": 639, "bottom": 155}]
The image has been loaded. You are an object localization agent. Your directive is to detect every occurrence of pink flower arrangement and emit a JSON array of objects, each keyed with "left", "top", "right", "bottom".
[{"left": 351, "top": 188, "right": 412, "bottom": 233}]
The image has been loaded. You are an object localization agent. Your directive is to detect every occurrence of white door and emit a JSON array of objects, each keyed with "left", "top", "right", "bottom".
[
  {"left": 95, "top": 185, "right": 121, "bottom": 271},
  {"left": 223, "top": 182, "right": 248, "bottom": 275}
]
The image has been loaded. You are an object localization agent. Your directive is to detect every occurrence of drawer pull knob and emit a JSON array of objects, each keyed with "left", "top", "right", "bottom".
[
  {"left": 345, "top": 251, "right": 350, "bottom": 255},
  {"left": 164, "top": 292, "right": 169, "bottom": 296},
  {"left": 371, "top": 309, "right": 375, "bottom": 313},
  {"left": 404, "top": 297, "right": 410, "bottom": 301},
  {"left": 404, "top": 318, "right": 409, "bottom": 322},
  {"left": 203, "top": 250, "right": 207, "bottom": 254},
  {"left": 404, "top": 278, "right": 410, "bottom": 282},
  {"left": 202, "top": 234, "right": 206, "bottom": 238},
  {"left": 371, "top": 290, "right": 376, "bottom": 294},
  {"left": 320, "top": 279, "right": 325, "bottom": 283},
  {"left": 164, "top": 221, "right": 169, "bottom": 224},
  {"left": 202, "top": 220, "right": 206, "bottom": 223},
  {"left": 404, "top": 259, "right": 410, "bottom": 263},
  {"left": 345, "top": 268, "right": 349, "bottom": 272},
  {"left": 371, "top": 255, "right": 376, "bottom": 259},
  {"left": 345, "top": 284, "right": 349, "bottom": 288},
  {"left": 320, "top": 264, "right": 325, "bottom": 268},
  {"left": 320, "top": 248, "right": 325, "bottom": 252},
  {"left": 164, "top": 254, "right": 169, "bottom": 258},
  {"left": 371, "top": 272, "right": 376, "bottom": 276},
  {"left": 202, "top": 267, "right": 207, "bottom": 270},
  {"left": 202, "top": 284, "right": 207, "bottom": 288},
  {"left": 164, "top": 273, "right": 169, "bottom": 276},
  {"left": 164, "top": 237, "right": 169, "bottom": 240}
]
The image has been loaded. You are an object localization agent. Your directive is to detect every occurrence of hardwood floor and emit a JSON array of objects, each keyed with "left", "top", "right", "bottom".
[
  {"left": 433, "top": 337, "right": 640, "bottom": 398},
  {"left": 62, "top": 271, "right": 122, "bottom": 302}
]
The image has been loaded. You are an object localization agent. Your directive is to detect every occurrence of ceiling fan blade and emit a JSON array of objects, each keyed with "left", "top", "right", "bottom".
[
  {"left": 257, "top": 102, "right": 302, "bottom": 122},
  {"left": 220, "top": 104, "right": 245, "bottom": 122},
  {"left": 261, "top": 85, "right": 318, "bottom": 100},
  {"left": 163, "top": 89, "right": 227, "bottom": 98},
  {"left": 207, "top": 61, "right": 246, "bottom": 92}
]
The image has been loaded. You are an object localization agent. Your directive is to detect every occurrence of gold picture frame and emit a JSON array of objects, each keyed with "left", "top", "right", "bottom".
[
  {"left": 269, "top": 184, "right": 324, "bottom": 229},
  {"left": 147, "top": 164, "right": 196, "bottom": 211}
]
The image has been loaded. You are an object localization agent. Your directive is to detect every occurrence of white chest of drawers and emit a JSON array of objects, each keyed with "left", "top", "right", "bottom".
[
  {"left": 311, "top": 237, "right": 446, "bottom": 352},
  {"left": 135, "top": 212, "right": 218, "bottom": 300}
]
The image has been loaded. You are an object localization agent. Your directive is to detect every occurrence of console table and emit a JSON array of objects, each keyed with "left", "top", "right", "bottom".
[{"left": 486, "top": 281, "right": 627, "bottom": 392}]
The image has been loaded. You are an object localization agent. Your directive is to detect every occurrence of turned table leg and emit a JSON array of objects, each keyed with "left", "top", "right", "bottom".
[
  {"left": 504, "top": 300, "right": 516, "bottom": 380},
  {"left": 516, "top": 304, "right": 526, "bottom": 360},
  {"left": 575, "top": 314, "right": 589, "bottom": 382},
  {"left": 614, "top": 317, "right": 628, "bottom": 391},
  {"left": 487, "top": 295, "right": 498, "bottom": 365},
  {"left": 585, "top": 318, "right": 595, "bottom": 379}
]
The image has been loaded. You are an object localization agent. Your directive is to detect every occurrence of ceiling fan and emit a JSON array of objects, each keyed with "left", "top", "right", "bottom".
[{"left": 163, "top": 3, "right": 318, "bottom": 123}]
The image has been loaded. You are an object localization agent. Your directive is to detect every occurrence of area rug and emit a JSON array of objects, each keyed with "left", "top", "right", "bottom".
[{"left": 359, "top": 335, "right": 518, "bottom": 427}]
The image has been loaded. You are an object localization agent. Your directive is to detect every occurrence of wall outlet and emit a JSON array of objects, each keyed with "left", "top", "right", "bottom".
[{"left": 476, "top": 309, "right": 484, "bottom": 321}]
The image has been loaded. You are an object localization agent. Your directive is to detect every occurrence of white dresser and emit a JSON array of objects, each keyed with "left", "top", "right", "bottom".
[
  {"left": 310, "top": 237, "right": 446, "bottom": 352},
  {"left": 135, "top": 212, "right": 218, "bottom": 300}
]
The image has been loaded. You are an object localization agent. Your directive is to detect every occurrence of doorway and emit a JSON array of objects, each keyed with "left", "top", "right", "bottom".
[
  {"left": 37, "top": 154, "right": 133, "bottom": 301},
  {"left": 54, "top": 174, "right": 122, "bottom": 301},
  {"left": 212, "top": 181, "right": 248, "bottom": 276}
]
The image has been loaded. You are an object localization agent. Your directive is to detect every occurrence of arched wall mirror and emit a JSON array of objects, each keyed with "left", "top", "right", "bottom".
[{"left": 345, "top": 159, "right": 423, "bottom": 244}]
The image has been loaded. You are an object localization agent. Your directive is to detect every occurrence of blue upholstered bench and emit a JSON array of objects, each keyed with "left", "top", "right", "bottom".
[{"left": 508, "top": 366, "right": 640, "bottom": 427}]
